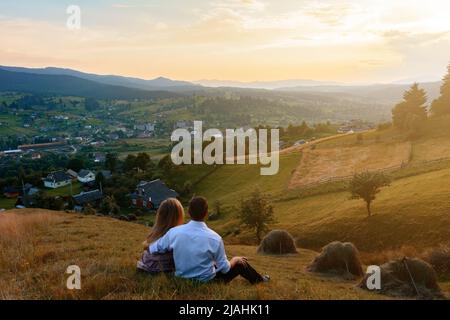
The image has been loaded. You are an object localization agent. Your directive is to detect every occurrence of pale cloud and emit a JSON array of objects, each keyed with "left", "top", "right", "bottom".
[
  {"left": 303, "top": 1, "right": 355, "bottom": 27},
  {"left": 211, "top": 0, "right": 267, "bottom": 12},
  {"left": 112, "top": 3, "right": 157, "bottom": 9}
]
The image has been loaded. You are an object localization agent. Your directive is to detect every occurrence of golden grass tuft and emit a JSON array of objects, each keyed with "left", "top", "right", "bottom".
[
  {"left": 0, "top": 210, "right": 63, "bottom": 299},
  {"left": 0, "top": 211, "right": 61, "bottom": 270}
]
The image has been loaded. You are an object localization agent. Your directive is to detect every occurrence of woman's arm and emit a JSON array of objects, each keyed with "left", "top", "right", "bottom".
[{"left": 148, "top": 231, "right": 172, "bottom": 254}]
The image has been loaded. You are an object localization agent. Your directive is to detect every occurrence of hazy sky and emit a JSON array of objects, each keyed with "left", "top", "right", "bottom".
[{"left": 1, "top": 0, "right": 450, "bottom": 83}]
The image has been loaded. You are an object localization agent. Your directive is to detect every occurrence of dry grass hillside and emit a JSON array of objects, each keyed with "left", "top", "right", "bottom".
[
  {"left": 189, "top": 120, "right": 450, "bottom": 277},
  {"left": 0, "top": 209, "right": 424, "bottom": 300},
  {"left": 3, "top": 119, "right": 450, "bottom": 300},
  {"left": 289, "top": 141, "right": 411, "bottom": 188}
]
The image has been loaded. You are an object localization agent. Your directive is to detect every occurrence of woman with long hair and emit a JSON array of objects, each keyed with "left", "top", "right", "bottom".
[{"left": 137, "top": 198, "right": 184, "bottom": 274}]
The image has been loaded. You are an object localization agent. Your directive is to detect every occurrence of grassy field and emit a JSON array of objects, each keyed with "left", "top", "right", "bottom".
[
  {"left": 119, "top": 138, "right": 171, "bottom": 160},
  {"left": 194, "top": 152, "right": 301, "bottom": 207},
  {"left": 411, "top": 137, "right": 450, "bottom": 162},
  {"left": 183, "top": 122, "right": 450, "bottom": 258},
  {"left": 0, "top": 197, "right": 16, "bottom": 210},
  {"left": 3, "top": 119, "right": 450, "bottom": 300},
  {"left": 45, "top": 182, "right": 82, "bottom": 197},
  {"left": 0, "top": 114, "right": 37, "bottom": 135},
  {"left": 204, "top": 164, "right": 450, "bottom": 253},
  {"left": 0, "top": 182, "right": 82, "bottom": 210},
  {"left": 288, "top": 141, "right": 411, "bottom": 188},
  {"left": 4, "top": 209, "right": 443, "bottom": 300}
]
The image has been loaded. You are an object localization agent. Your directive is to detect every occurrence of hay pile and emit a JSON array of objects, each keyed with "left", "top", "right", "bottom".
[
  {"left": 307, "top": 241, "right": 364, "bottom": 278},
  {"left": 257, "top": 230, "right": 297, "bottom": 255},
  {"left": 359, "top": 257, "right": 444, "bottom": 299}
]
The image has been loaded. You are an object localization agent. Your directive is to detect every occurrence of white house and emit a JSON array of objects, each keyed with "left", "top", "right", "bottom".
[
  {"left": 43, "top": 171, "right": 72, "bottom": 189},
  {"left": 77, "top": 169, "right": 96, "bottom": 183},
  {"left": 174, "top": 120, "right": 191, "bottom": 129},
  {"left": 134, "top": 123, "right": 155, "bottom": 132}
]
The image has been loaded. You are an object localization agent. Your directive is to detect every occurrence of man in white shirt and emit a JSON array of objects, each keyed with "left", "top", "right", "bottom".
[{"left": 149, "top": 196, "right": 269, "bottom": 284}]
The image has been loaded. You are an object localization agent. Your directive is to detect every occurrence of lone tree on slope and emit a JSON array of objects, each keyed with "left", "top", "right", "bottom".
[
  {"left": 239, "top": 189, "right": 275, "bottom": 242},
  {"left": 349, "top": 171, "right": 390, "bottom": 217}
]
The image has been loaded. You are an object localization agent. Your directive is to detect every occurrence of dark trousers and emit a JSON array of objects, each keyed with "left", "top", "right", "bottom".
[{"left": 215, "top": 260, "right": 263, "bottom": 284}]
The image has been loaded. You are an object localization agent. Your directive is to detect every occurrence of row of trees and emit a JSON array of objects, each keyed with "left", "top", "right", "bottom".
[
  {"left": 280, "top": 121, "right": 335, "bottom": 138},
  {"left": 392, "top": 65, "right": 450, "bottom": 129}
]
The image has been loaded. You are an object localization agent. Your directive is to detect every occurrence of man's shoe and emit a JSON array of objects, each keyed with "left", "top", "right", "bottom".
[{"left": 261, "top": 275, "right": 270, "bottom": 282}]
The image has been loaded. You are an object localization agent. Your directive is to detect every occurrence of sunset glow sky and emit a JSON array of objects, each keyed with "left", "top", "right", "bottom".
[{"left": 1, "top": 0, "right": 450, "bottom": 83}]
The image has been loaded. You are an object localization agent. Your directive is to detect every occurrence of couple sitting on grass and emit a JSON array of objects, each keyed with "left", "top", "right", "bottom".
[{"left": 137, "top": 196, "right": 269, "bottom": 284}]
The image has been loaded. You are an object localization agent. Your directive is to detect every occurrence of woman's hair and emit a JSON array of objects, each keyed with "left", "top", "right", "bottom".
[{"left": 144, "top": 198, "right": 184, "bottom": 247}]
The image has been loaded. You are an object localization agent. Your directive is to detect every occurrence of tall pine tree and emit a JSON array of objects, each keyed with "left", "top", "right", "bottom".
[
  {"left": 431, "top": 65, "right": 450, "bottom": 116},
  {"left": 392, "top": 83, "right": 428, "bottom": 129}
]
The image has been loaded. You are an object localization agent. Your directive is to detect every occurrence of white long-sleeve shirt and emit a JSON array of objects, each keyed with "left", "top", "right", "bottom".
[{"left": 149, "top": 221, "right": 231, "bottom": 282}]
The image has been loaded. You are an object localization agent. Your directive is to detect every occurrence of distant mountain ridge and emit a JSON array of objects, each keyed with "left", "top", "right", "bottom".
[
  {"left": 0, "top": 69, "right": 183, "bottom": 99},
  {"left": 0, "top": 66, "right": 201, "bottom": 92},
  {"left": 194, "top": 79, "right": 341, "bottom": 90},
  {"left": 0, "top": 65, "right": 443, "bottom": 105},
  {"left": 276, "top": 82, "right": 443, "bottom": 103}
]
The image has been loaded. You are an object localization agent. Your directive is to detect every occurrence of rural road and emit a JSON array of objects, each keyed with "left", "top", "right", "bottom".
[
  {"left": 221, "top": 132, "right": 354, "bottom": 163},
  {"left": 279, "top": 133, "right": 349, "bottom": 155}
]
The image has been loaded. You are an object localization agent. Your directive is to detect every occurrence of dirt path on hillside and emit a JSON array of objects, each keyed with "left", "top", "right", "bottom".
[{"left": 280, "top": 133, "right": 350, "bottom": 155}]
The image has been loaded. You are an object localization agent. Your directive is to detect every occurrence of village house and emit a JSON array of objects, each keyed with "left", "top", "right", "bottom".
[
  {"left": 18, "top": 140, "right": 67, "bottom": 151},
  {"left": 134, "top": 123, "right": 155, "bottom": 132},
  {"left": 174, "top": 120, "right": 191, "bottom": 130},
  {"left": 136, "top": 131, "right": 153, "bottom": 139},
  {"left": 3, "top": 183, "right": 38, "bottom": 200},
  {"left": 77, "top": 169, "right": 96, "bottom": 183},
  {"left": 2, "top": 149, "right": 23, "bottom": 158},
  {"left": 3, "top": 186, "right": 20, "bottom": 198},
  {"left": 94, "top": 153, "right": 106, "bottom": 163},
  {"left": 90, "top": 140, "right": 105, "bottom": 147},
  {"left": 24, "top": 184, "right": 39, "bottom": 196},
  {"left": 15, "top": 185, "right": 40, "bottom": 208},
  {"left": 43, "top": 171, "right": 72, "bottom": 189},
  {"left": 107, "top": 133, "right": 119, "bottom": 141},
  {"left": 130, "top": 179, "right": 179, "bottom": 210},
  {"left": 73, "top": 189, "right": 103, "bottom": 212},
  {"left": 337, "top": 119, "right": 374, "bottom": 134},
  {"left": 294, "top": 139, "right": 307, "bottom": 146},
  {"left": 66, "top": 169, "right": 78, "bottom": 180},
  {"left": 31, "top": 152, "right": 42, "bottom": 160},
  {"left": 134, "top": 123, "right": 155, "bottom": 138}
]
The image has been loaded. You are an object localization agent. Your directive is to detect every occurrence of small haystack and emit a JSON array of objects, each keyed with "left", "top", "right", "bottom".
[
  {"left": 307, "top": 241, "right": 364, "bottom": 278},
  {"left": 359, "top": 257, "right": 444, "bottom": 299},
  {"left": 257, "top": 230, "right": 297, "bottom": 255}
]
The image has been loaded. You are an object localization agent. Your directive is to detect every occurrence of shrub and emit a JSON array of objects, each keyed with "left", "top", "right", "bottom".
[{"left": 239, "top": 189, "right": 275, "bottom": 242}]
